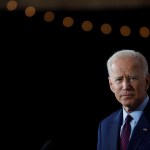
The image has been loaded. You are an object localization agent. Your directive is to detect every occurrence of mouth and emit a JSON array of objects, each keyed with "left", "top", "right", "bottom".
[
  {"left": 122, "top": 94, "right": 133, "bottom": 96},
  {"left": 121, "top": 92, "right": 134, "bottom": 97},
  {"left": 121, "top": 94, "right": 134, "bottom": 99}
]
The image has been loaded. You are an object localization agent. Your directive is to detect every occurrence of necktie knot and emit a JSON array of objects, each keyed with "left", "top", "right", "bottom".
[{"left": 125, "top": 115, "right": 133, "bottom": 124}]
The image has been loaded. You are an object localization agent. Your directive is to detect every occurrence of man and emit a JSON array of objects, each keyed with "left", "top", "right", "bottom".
[{"left": 97, "top": 49, "right": 150, "bottom": 150}]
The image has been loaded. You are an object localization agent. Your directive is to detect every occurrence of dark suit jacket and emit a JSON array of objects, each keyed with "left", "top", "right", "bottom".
[{"left": 97, "top": 100, "right": 150, "bottom": 150}]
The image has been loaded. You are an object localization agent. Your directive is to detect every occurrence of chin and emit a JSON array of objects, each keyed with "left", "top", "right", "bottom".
[
  {"left": 122, "top": 102, "right": 135, "bottom": 111},
  {"left": 121, "top": 96, "right": 134, "bottom": 102},
  {"left": 121, "top": 99, "right": 133, "bottom": 107}
]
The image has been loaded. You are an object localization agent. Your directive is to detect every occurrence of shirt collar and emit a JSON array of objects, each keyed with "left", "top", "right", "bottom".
[{"left": 122, "top": 95, "right": 149, "bottom": 123}]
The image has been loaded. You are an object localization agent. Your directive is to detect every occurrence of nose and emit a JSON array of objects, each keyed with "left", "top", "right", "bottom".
[{"left": 122, "top": 78, "right": 131, "bottom": 90}]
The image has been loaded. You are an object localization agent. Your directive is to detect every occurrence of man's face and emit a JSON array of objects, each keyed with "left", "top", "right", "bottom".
[{"left": 108, "top": 57, "right": 150, "bottom": 112}]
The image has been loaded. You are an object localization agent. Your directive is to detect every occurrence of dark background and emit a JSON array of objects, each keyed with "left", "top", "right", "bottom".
[{"left": 1, "top": 8, "right": 150, "bottom": 150}]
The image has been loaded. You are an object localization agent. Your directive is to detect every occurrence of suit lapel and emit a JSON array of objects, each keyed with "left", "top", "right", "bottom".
[
  {"left": 128, "top": 114, "right": 150, "bottom": 150},
  {"left": 128, "top": 100, "right": 150, "bottom": 150},
  {"left": 108, "top": 110, "right": 123, "bottom": 150}
]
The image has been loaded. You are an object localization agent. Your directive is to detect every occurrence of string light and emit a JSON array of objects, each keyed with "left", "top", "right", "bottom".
[
  {"left": 101, "top": 23, "right": 112, "bottom": 34},
  {"left": 81, "top": 21, "right": 93, "bottom": 31},
  {"left": 120, "top": 25, "right": 131, "bottom": 36},
  {"left": 63, "top": 17, "right": 74, "bottom": 27},
  {"left": 25, "top": 6, "right": 36, "bottom": 17},
  {"left": 44, "top": 11, "right": 55, "bottom": 22},
  {"left": 3, "top": 1, "right": 150, "bottom": 38},
  {"left": 139, "top": 27, "right": 150, "bottom": 38},
  {"left": 7, "top": 0, "right": 17, "bottom": 11}
]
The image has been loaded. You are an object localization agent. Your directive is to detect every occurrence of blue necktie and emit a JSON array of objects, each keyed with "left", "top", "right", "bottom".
[{"left": 120, "top": 115, "right": 133, "bottom": 150}]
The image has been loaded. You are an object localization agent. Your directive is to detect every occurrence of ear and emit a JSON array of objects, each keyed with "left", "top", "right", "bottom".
[
  {"left": 108, "top": 77, "right": 115, "bottom": 93},
  {"left": 145, "top": 74, "right": 150, "bottom": 91}
]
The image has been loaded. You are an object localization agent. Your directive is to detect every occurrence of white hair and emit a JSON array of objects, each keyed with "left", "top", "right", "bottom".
[{"left": 107, "top": 49, "right": 149, "bottom": 76}]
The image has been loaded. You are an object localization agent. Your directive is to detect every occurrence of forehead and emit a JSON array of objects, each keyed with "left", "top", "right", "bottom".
[
  {"left": 111, "top": 57, "right": 140, "bottom": 68},
  {"left": 110, "top": 57, "right": 142, "bottom": 75}
]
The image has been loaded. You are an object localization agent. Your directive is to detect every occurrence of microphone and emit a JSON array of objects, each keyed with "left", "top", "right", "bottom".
[{"left": 40, "top": 139, "right": 52, "bottom": 150}]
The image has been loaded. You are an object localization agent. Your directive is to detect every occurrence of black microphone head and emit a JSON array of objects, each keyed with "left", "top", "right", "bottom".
[{"left": 40, "top": 139, "right": 52, "bottom": 150}]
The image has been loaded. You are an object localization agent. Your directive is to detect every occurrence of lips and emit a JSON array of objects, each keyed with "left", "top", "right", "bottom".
[
  {"left": 122, "top": 95, "right": 133, "bottom": 96},
  {"left": 121, "top": 91, "right": 134, "bottom": 96},
  {"left": 120, "top": 94, "right": 134, "bottom": 99}
]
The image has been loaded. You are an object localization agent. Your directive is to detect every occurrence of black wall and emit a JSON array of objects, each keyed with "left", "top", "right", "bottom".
[{"left": 1, "top": 8, "right": 150, "bottom": 150}]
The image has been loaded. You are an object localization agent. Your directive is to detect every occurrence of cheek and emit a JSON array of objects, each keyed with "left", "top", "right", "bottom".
[
  {"left": 133, "top": 83, "right": 144, "bottom": 91},
  {"left": 114, "top": 90, "right": 120, "bottom": 96},
  {"left": 112, "top": 86, "right": 121, "bottom": 95},
  {"left": 113, "top": 84, "right": 121, "bottom": 91}
]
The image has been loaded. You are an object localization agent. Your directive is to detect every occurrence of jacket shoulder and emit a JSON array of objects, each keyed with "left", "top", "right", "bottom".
[{"left": 101, "top": 109, "right": 122, "bottom": 124}]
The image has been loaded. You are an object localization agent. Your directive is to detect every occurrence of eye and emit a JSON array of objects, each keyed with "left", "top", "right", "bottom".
[
  {"left": 115, "top": 78, "right": 122, "bottom": 82},
  {"left": 129, "top": 77, "right": 137, "bottom": 81}
]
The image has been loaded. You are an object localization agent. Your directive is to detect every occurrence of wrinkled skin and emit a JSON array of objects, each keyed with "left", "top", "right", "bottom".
[{"left": 109, "top": 57, "right": 150, "bottom": 112}]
